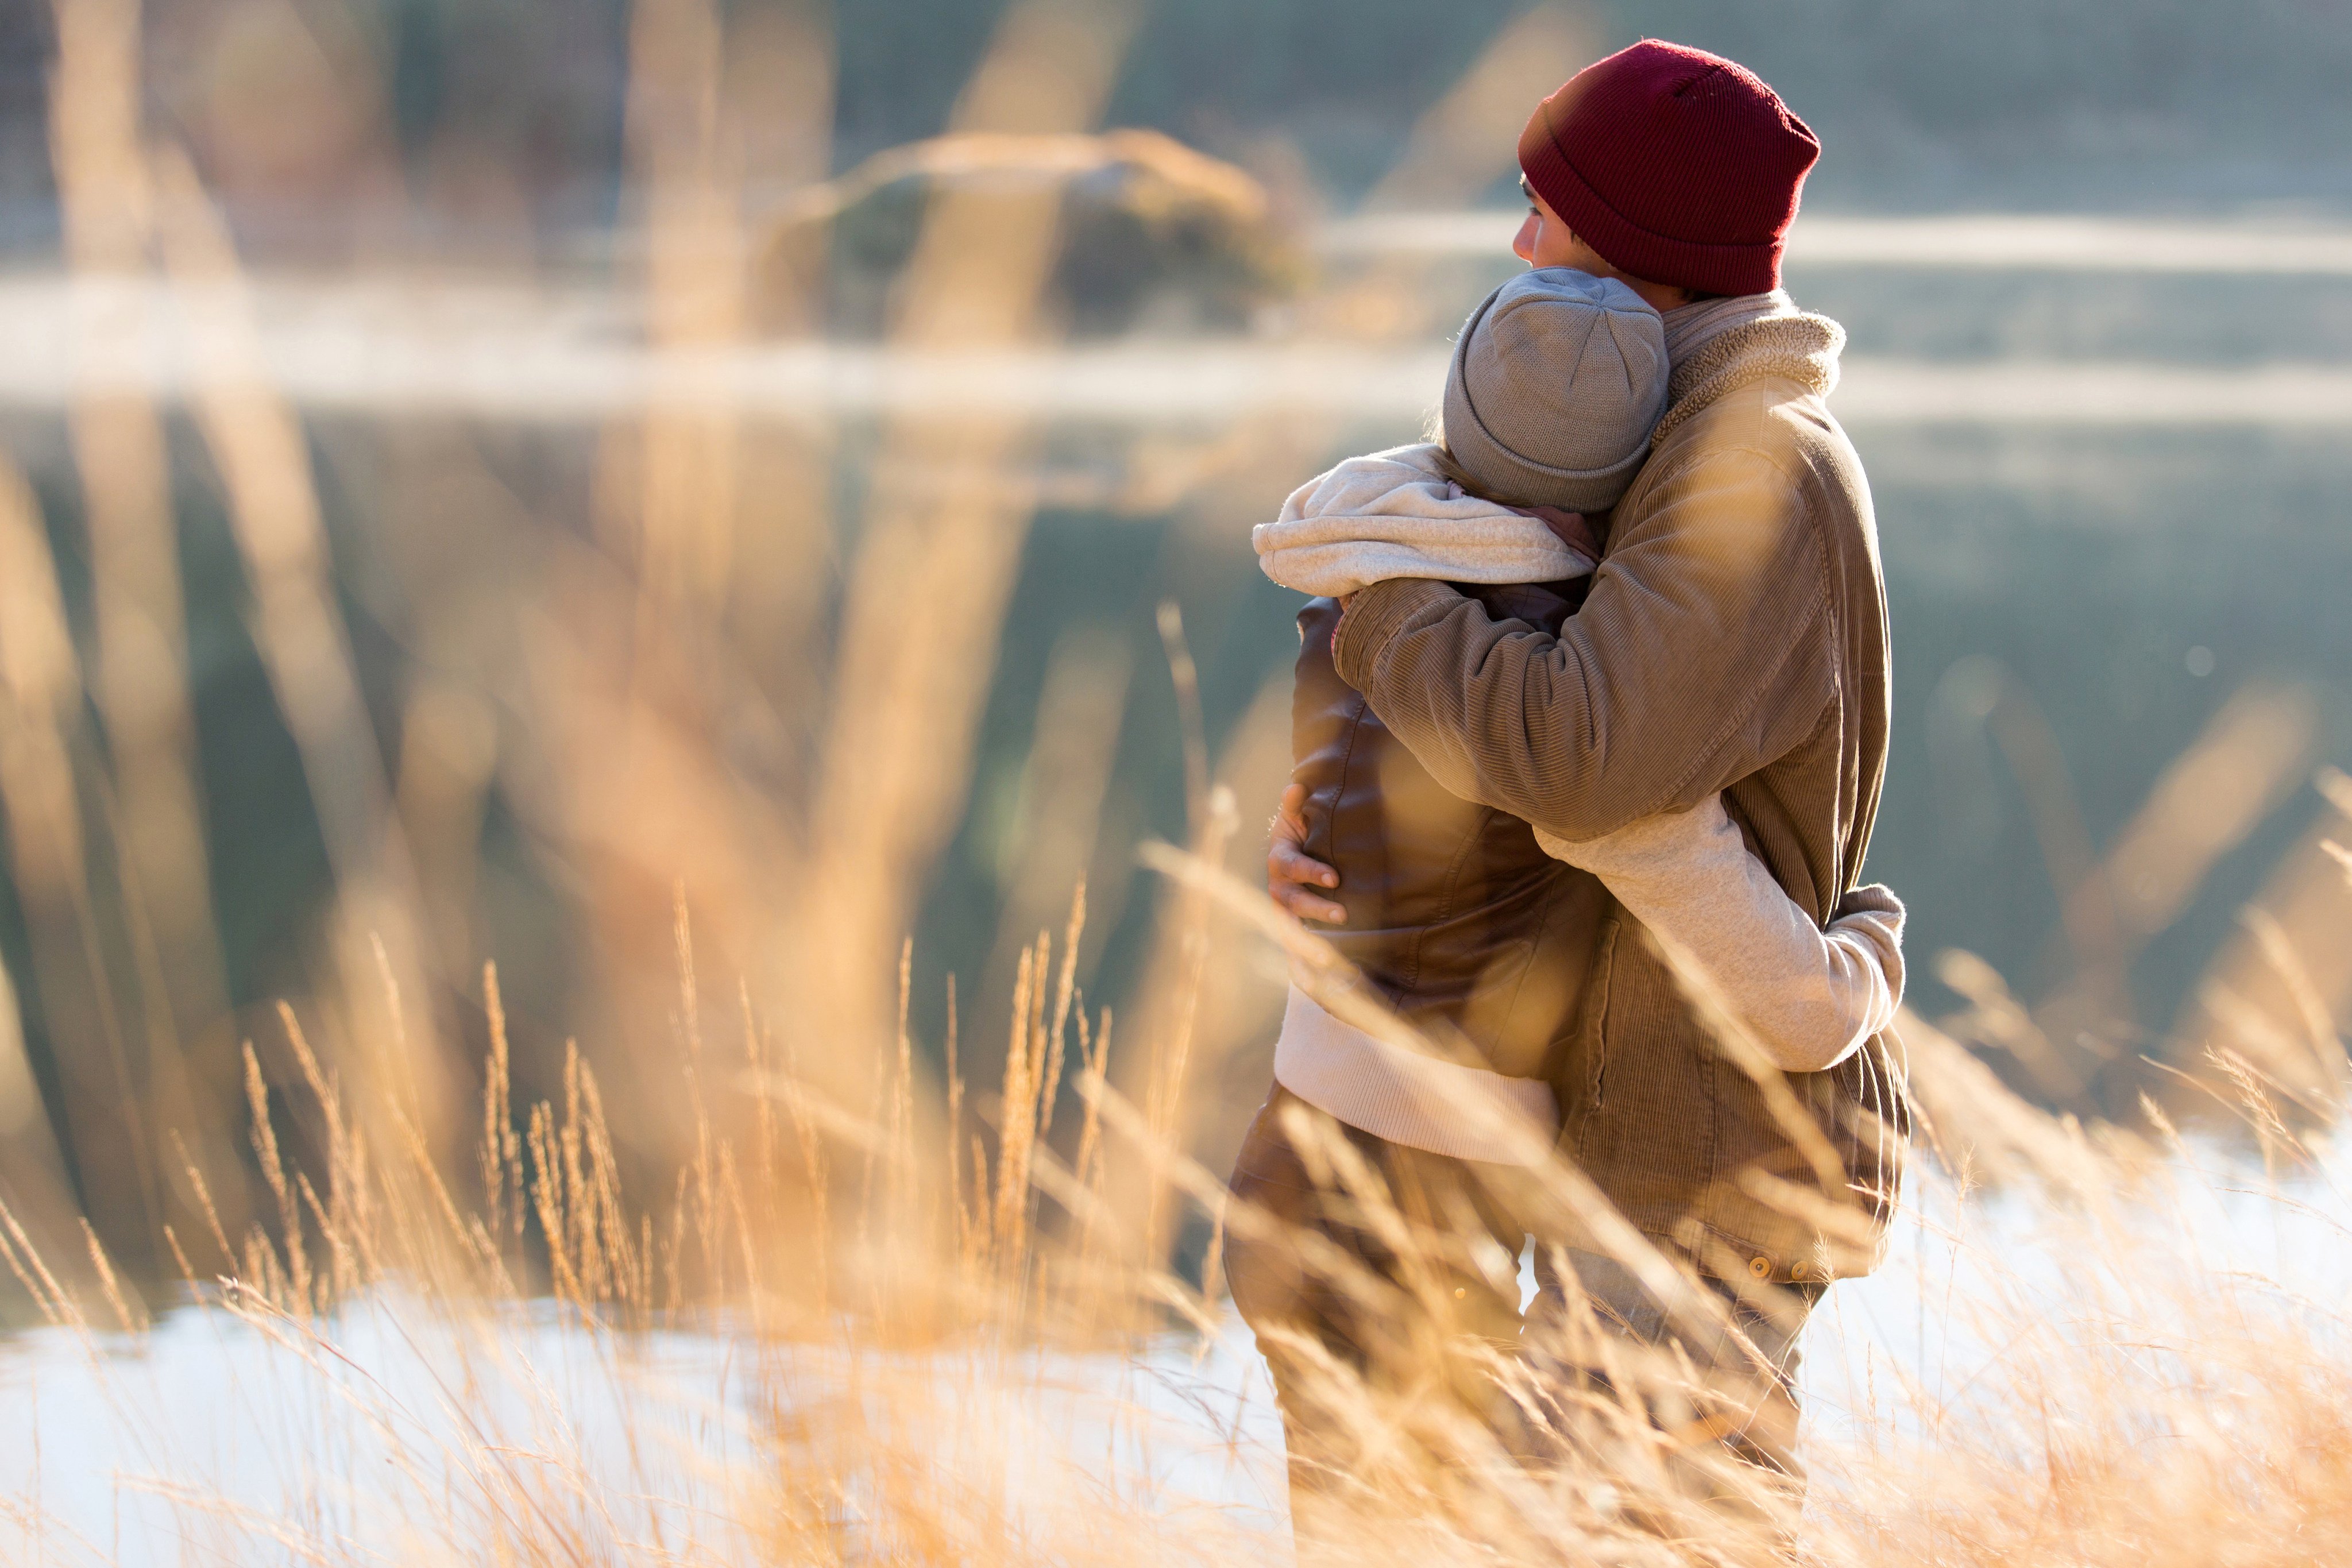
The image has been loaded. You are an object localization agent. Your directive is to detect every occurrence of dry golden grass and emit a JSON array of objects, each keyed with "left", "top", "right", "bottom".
[
  {"left": 3, "top": 864, "right": 2351, "bottom": 1565},
  {"left": 7, "top": 0, "right": 2352, "bottom": 1562}
]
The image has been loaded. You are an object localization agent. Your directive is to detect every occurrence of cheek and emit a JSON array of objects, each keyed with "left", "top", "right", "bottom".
[{"left": 1534, "top": 225, "right": 1581, "bottom": 269}]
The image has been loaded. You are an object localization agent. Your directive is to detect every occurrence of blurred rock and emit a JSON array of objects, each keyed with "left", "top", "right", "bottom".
[{"left": 755, "top": 129, "right": 1308, "bottom": 339}]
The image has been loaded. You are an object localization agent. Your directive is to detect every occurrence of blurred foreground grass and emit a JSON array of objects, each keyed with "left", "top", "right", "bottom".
[
  {"left": 2, "top": 860, "right": 2352, "bottom": 1565},
  {"left": 6, "top": 0, "right": 2352, "bottom": 1561}
]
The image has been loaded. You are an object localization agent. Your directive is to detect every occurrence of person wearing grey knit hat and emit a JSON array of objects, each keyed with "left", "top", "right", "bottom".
[
  {"left": 1247, "top": 268, "right": 1670, "bottom": 602},
  {"left": 1441, "top": 267, "right": 1669, "bottom": 515}
]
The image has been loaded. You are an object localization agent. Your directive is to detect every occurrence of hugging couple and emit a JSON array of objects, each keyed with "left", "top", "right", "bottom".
[{"left": 1222, "top": 40, "right": 1911, "bottom": 1522}]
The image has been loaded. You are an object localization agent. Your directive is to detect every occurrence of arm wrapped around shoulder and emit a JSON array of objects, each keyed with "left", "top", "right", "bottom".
[
  {"left": 1335, "top": 444, "right": 1836, "bottom": 840},
  {"left": 1538, "top": 796, "right": 1905, "bottom": 1073}
]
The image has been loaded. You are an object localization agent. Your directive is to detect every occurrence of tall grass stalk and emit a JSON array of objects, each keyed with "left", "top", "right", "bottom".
[{"left": 5, "top": 0, "right": 2351, "bottom": 1562}]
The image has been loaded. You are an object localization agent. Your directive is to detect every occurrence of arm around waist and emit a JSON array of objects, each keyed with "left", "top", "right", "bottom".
[{"left": 1539, "top": 796, "right": 1904, "bottom": 1073}]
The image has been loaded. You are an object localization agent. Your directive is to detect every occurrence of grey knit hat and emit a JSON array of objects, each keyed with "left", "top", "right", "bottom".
[{"left": 1440, "top": 267, "right": 1669, "bottom": 513}]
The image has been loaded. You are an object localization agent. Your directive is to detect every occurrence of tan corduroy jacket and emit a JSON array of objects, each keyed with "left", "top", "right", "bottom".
[{"left": 1332, "top": 312, "right": 1906, "bottom": 1283}]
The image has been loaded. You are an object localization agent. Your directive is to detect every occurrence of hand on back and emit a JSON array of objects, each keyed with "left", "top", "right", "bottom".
[{"left": 1267, "top": 782, "right": 1346, "bottom": 924}]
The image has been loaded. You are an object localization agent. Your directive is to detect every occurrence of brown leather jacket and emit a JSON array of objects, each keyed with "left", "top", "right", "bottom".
[
  {"left": 1291, "top": 585, "right": 1612, "bottom": 1085},
  {"left": 1334, "top": 314, "right": 1906, "bottom": 1284}
]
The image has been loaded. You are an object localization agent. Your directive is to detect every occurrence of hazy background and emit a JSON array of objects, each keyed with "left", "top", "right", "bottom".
[
  {"left": 11, "top": 0, "right": 2352, "bottom": 241},
  {"left": 4, "top": 0, "right": 2352, "bottom": 1287}
]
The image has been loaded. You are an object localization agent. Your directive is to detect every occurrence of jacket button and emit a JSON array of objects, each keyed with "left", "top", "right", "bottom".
[{"left": 1748, "top": 1256, "right": 1772, "bottom": 1279}]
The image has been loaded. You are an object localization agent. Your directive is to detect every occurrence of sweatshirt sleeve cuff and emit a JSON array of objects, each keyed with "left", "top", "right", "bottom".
[
  {"left": 1332, "top": 578, "right": 1461, "bottom": 689},
  {"left": 1833, "top": 883, "right": 1906, "bottom": 931}
]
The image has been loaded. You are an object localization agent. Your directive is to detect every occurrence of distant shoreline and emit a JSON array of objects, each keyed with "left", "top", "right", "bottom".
[{"left": 3, "top": 269, "right": 2349, "bottom": 428}]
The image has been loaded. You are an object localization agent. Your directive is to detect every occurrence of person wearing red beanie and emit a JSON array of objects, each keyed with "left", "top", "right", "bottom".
[
  {"left": 1262, "top": 39, "right": 1904, "bottom": 1509},
  {"left": 1518, "top": 39, "right": 1821, "bottom": 299}
]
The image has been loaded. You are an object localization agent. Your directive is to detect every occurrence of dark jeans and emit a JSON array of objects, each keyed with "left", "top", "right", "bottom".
[
  {"left": 1223, "top": 1087, "right": 1530, "bottom": 1525},
  {"left": 1223, "top": 1087, "right": 1822, "bottom": 1530}
]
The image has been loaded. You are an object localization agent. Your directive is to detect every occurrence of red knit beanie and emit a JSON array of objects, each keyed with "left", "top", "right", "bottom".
[{"left": 1518, "top": 40, "right": 1818, "bottom": 297}]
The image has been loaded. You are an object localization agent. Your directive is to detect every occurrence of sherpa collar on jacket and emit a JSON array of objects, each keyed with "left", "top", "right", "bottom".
[{"left": 1651, "top": 310, "right": 1845, "bottom": 446}]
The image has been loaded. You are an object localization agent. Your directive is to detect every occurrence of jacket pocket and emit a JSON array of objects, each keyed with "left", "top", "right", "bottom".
[
  {"left": 1582, "top": 915, "right": 1621, "bottom": 1112},
  {"left": 1461, "top": 937, "right": 1545, "bottom": 1077}
]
